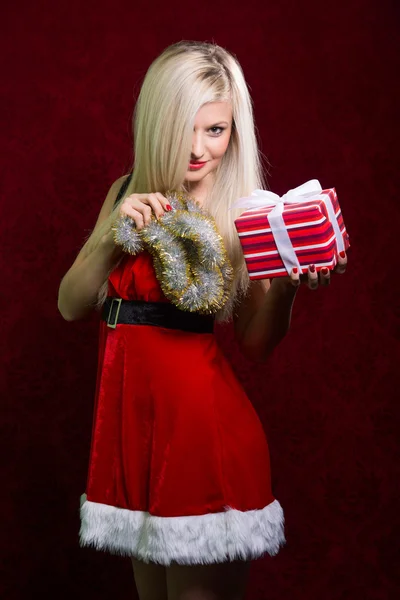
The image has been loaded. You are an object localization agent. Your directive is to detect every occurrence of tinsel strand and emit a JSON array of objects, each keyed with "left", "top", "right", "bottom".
[{"left": 111, "top": 190, "right": 234, "bottom": 314}]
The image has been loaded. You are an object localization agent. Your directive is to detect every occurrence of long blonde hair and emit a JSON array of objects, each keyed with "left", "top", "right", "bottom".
[{"left": 97, "top": 40, "right": 269, "bottom": 322}]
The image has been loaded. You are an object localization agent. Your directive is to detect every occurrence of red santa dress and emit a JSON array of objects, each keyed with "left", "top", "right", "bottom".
[{"left": 79, "top": 213, "right": 286, "bottom": 567}]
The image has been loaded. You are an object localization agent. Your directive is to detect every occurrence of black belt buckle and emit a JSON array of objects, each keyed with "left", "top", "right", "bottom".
[{"left": 107, "top": 298, "right": 122, "bottom": 329}]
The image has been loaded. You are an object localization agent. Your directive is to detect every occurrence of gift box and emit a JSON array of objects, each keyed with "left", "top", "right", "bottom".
[{"left": 233, "top": 180, "right": 350, "bottom": 279}]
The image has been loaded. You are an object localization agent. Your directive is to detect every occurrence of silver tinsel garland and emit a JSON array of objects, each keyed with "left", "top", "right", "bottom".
[{"left": 111, "top": 190, "right": 234, "bottom": 314}]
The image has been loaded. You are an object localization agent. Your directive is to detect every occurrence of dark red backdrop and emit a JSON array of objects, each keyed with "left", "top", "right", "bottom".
[{"left": 1, "top": 1, "right": 398, "bottom": 598}]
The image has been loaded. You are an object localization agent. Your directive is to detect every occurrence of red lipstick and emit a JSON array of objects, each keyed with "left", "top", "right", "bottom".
[{"left": 189, "top": 161, "right": 207, "bottom": 170}]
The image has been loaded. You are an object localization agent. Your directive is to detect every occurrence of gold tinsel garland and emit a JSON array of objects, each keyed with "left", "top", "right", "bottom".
[{"left": 111, "top": 190, "right": 234, "bottom": 315}]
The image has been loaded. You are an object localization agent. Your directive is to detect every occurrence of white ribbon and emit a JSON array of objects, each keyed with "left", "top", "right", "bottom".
[{"left": 230, "top": 179, "right": 345, "bottom": 273}]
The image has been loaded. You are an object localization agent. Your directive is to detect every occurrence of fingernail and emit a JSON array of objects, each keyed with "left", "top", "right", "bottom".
[
  {"left": 292, "top": 267, "right": 298, "bottom": 274},
  {"left": 309, "top": 264, "right": 316, "bottom": 273},
  {"left": 166, "top": 204, "right": 172, "bottom": 211},
  {"left": 339, "top": 251, "right": 346, "bottom": 259},
  {"left": 321, "top": 267, "right": 329, "bottom": 275}
]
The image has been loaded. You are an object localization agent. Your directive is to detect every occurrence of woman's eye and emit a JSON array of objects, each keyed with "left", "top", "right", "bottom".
[{"left": 209, "top": 127, "right": 225, "bottom": 135}]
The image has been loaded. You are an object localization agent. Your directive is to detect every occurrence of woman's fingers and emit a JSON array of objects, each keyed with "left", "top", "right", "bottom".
[
  {"left": 289, "top": 267, "right": 301, "bottom": 287},
  {"left": 146, "top": 193, "right": 170, "bottom": 220},
  {"left": 288, "top": 259, "right": 342, "bottom": 289},
  {"left": 335, "top": 250, "right": 347, "bottom": 274},
  {"left": 136, "top": 203, "right": 153, "bottom": 227},
  {"left": 155, "top": 192, "right": 172, "bottom": 213},
  {"left": 121, "top": 203, "right": 146, "bottom": 229},
  {"left": 308, "top": 264, "right": 319, "bottom": 290},
  {"left": 319, "top": 267, "right": 331, "bottom": 287},
  {"left": 129, "top": 195, "right": 157, "bottom": 227},
  {"left": 122, "top": 192, "right": 172, "bottom": 229},
  {"left": 289, "top": 266, "right": 326, "bottom": 288}
]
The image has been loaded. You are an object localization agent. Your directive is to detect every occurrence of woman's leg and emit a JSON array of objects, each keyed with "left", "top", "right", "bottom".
[
  {"left": 131, "top": 556, "right": 168, "bottom": 600},
  {"left": 166, "top": 558, "right": 252, "bottom": 600}
]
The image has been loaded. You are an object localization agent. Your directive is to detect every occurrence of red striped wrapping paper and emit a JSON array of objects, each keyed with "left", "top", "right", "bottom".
[{"left": 234, "top": 187, "right": 350, "bottom": 279}]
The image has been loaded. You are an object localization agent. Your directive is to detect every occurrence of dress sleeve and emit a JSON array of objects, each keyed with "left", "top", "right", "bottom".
[{"left": 114, "top": 172, "right": 133, "bottom": 207}]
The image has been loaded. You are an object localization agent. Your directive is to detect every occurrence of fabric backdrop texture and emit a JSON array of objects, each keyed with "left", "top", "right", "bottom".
[{"left": 1, "top": 0, "right": 398, "bottom": 598}]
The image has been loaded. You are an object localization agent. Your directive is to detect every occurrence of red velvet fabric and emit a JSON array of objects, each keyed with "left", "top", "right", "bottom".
[{"left": 85, "top": 251, "right": 276, "bottom": 516}]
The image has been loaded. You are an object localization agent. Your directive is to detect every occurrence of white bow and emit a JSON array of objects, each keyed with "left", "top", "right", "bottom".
[
  {"left": 230, "top": 179, "right": 323, "bottom": 211},
  {"left": 231, "top": 179, "right": 345, "bottom": 274}
]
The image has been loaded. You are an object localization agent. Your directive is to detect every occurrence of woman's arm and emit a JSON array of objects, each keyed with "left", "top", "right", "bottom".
[
  {"left": 233, "top": 278, "right": 299, "bottom": 363},
  {"left": 233, "top": 251, "right": 348, "bottom": 362},
  {"left": 57, "top": 175, "right": 128, "bottom": 321},
  {"left": 57, "top": 234, "right": 124, "bottom": 321}
]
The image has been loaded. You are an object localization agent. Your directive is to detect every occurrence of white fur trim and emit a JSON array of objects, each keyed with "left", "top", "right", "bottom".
[{"left": 79, "top": 493, "right": 286, "bottom": 565}]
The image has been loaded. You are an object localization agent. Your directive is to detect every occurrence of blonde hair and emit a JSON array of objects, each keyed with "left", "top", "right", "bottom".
[{"left": 97, "top": 40, "right": 269, "bottom": 322}]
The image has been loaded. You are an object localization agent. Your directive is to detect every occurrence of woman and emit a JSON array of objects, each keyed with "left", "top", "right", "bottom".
[{"left": 58, "top": 41, "right": 347, "bottom": 600}]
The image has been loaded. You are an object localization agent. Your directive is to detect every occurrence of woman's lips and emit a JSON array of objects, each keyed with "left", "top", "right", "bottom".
[{"left": 189, "top": 161, "right": 207, "bottom": 170}]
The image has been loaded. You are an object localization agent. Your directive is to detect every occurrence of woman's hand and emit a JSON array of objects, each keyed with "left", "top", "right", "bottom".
[
  {"left": 283, "top": 250, "right": 348, "bottom": 290},
  {"left": 116, "top": 192, "right": 173, "bottom": 230}
]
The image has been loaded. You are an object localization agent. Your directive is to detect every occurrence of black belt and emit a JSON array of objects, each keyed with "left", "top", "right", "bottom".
[{"left": 101, "top": 297, "right": 215, "bottom": 333}]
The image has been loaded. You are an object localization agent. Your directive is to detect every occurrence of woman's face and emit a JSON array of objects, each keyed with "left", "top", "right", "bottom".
[{"left": 184, "top": 101, "right": 233, "bottom": 197}]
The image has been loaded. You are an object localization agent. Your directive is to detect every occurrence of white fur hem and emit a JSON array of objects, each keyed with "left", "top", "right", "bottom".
[{"left": 79, "top": 493, "right": 286, "bottom": 565}]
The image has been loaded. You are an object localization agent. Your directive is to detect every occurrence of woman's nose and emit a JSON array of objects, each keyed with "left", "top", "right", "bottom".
[{"left": 191, "top": 135, "right": 205, "bottom": 159}]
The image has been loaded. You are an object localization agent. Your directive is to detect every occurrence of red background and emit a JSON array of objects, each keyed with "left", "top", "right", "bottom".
[{"left": 1, "top": 1, "right": 398, "bottom": 598}]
